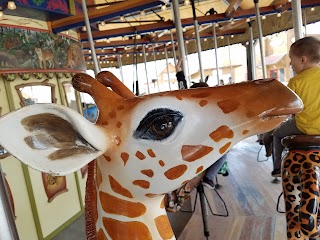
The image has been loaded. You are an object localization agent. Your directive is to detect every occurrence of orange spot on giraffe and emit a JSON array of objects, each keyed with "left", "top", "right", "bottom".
[
  {"left": 96, "top": 164, "right": 102, "bottom": 188},
  {"left": 181, "top": 145, "right": 213, "bottom": 162},
  {"left": 176, "top": 95, "right": 183, "bottom": 100},
  {"left": 164, "top": 164, "right": 187, "bottom": 180},
  {"left": 109, "top": 175, "right": 133, "bottom": 198},
  {"left": 154, "top": 215, "right": 174, "bottom": 239},
  {"left": 103, "top": 217, "right": 152, "bottom": 240},
  {"left": 196, "top": 166, "right": 204, "bottom": 174},
  {"left": 159, "top": 160, "right": 165, "bottom": 167},
  {"left": 140, "top": 169, "right": 154, "bottom": 178},
  {"left": 121, "top": 152, "right": 129, "bottom": 166},
  {"left": 219, "top": 142, "right": 232, "bottom": 154},
  {"left": 145, "top": 193, "right": 159, "bottom": 198},
  {"left": 109, "top": 110, "right": 116, "bottom": 118},
  {"left": 191, "top": 92, "right": 211, "bottom": 98},
  {"left": 246, "top": 110, "right": 255, "bottom": 118},
  {"left": 217, "top": 99, "right": 240, "bottom": 113},
  {"left": 116, "top": 122, "right": 122, "bottom": 128},
  {"left": 160, "top": 197, "right": 165, "bottom": 208},
  {"left": 147, "top": 149, "right": 156, "bottom": 158},
  {"left": 133, "top": 180, "right": 150, "bottom": 189},
  {"left": 136, "top": 151, "right": 146, "bottom": 160},
  {"left": 103, "top": 155, "right": 111, "bottom": 162},
  {"left": 99, "top": 192, "right": 146, "bottom": 217},
  {"left": 199, "top": 100, "right": 208, "bottom": 107},
  {"left": 209, "top": 125, "right": 234, "bottom": 142},
  {"left": 117, "top": 105, "right": 125, "bottom": 110},
  {"left": 97, "top": 229, "right": 108, "bottom": 240},
  {"left": 242, "top": 129, "right": 249, "bottom": 135}
]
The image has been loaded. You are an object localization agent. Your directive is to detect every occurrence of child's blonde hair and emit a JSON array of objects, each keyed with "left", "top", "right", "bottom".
[{"left": 290, "top": 36, "right": 320, "bottom": 63}]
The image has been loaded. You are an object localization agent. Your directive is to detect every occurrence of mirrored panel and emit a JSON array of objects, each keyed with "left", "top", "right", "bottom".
[{"left": 62, "top": 81, "right": 78, "bottom": 112}]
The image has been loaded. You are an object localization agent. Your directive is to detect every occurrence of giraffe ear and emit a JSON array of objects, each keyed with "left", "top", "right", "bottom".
[{"left": 0, "top": 104, "right": 108, "bottom": 176}]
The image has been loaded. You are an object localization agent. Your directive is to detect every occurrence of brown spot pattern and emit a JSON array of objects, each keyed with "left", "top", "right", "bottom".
[
  {"left": 196, "top": 166, "right": 204, "bottom": 174},
  {"left": 217, "top": 99, "right": 240, "bottom": 113},
  {"left": 176, "top": 95, "right": 183, "bottom": 100},
  {"left": 133, "top": 180, "right": 150, "bottom": 189},
  {"left": 103, "top": 217, "right": 152, "bottom": 240},
  {"left": 209, "top": 126, "right": 234, "bottom": 142},
  {"left": 242, "top": 129, "right": 249, "bottom": 135},
  {"left": 96, "top": 164, "right": 102, "bottom": 188},
  {"left": 145, "top": 193, "right": 158, "bottom": 198},
  {"left": 116, "top": 122, "right": 122, "bottom": 128},
  {"left": 109, "top": 175, "right": 133, "bottom": 198},
  {"left": 103, "top": 155, "right": 111, "bottom": 162},
  {"left": 97, "top": 229, "right": 108, "bottom": 240},
  {"left": 135, "top": 151, "right": 146, "bottom": 160},
  {"left": 117, "top": 105, "right": 125, "bottom": 110},
  {"left": 199, "top": 100, "right": 208, "bottom": 107},
  {"left": 140, "top": 169, "right": 154, "bottom": 178},
  {"left": 99, "top": 192, "right": 146, "bottom": 217},
  {"left": 181, "top": 145, "right": 213, "bottom": 162},
  {"left": 121, "top": 152, "right": 129, "bottom": 166},
  {"left": 164, "top": 164, "right": 187, "bottom": 180},
  {"left": 147, "top": 149, "right": 156, "bottom": 158},
  {"left": 159, "top": 160, "right": 165, "bottom": 167},
  {"left": 219, "top": 142, "right": 232, "bottom": 154},
  {"left": 109, "top": 110, "right": 116, "bottom": 118},
  {"left": 191, "top": 92, "right": 211, "bottom": 98},
  {"left": 102, "top": 120, "right": 108, "bottom": 125},
  {"left": 154, "top": 215, "right": 174, "bottom": 239}
]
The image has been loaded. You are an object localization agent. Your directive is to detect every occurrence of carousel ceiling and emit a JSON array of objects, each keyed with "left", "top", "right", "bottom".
[{"left": 2, "top": 0, "right": 320, "bottom": 68}]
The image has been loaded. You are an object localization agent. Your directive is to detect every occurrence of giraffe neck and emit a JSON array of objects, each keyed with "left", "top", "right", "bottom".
[{"left": 95, "top": 189, "right": 174, "bottom": 239}]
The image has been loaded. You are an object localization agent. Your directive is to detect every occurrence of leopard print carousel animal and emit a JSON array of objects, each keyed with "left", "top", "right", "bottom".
[{"left": 0, "top": 73, "right": 302, "bottom": 239}]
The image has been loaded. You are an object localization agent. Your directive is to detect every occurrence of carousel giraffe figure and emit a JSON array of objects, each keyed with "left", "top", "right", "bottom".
[{"left": 0, "top": 72, "right": 303, "bottom": 240}]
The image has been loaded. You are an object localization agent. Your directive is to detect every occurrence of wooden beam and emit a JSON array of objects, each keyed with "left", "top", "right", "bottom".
[
  {"left": 225, "top": 0, "right": 244, "bottom": 17},
  {"left": 51, "top": 0, "right": 163, "bottom": 33}
]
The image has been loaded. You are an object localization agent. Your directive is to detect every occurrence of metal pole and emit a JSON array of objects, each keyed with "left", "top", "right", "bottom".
[
  {"left": 170, "top": 30, "right": 177, "bottom": 67},
  {"left": 191, "top": 0, "right": 204, "bottom": 82},
  {"left": 212, "top": 24, "right": 220, "bottom": 85},
  {"left": 81, "top": 0, "right": 100, "bottom": 75},
  {"left": 152, "top": 44, "right": 160, "bottom": 92},
  {"left": 0, "top": 164, "right": 19, "bottom": 240},
  {"left": 303, "top": 9, "right": 307, "bottom": 36},
  {"left": 184, "top": 42, "right": 191, "bottom": 87},
  {"left": 118, "top": 55, "right": 124, "bottom": 83},
  {"left": 248, "top": 21, "right": 257, "bottom": 80},
  {"left": 292, "top": 0, "right": 304, "bottom": 40},
  {"left": 254, "top": 0, "right": 267, "bottom": 79},
  {"left": 172, "top": 0, "right": 187, "bottom": 75},
  {"left": 142, "top": 45, "right": 150, "bottom": 94},
  {"left": 227, "top": 36, "right": 232, "bottom": 84},
  {"left": 164, "top": 46, "right": 172, "bottom": 91}
]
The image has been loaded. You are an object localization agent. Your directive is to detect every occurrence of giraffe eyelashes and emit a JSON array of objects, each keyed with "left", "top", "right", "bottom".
[{"left": 133, "top": 108, "right": 183, "bottom": 141}]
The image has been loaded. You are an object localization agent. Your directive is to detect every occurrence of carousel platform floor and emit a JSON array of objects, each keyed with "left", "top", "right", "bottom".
[{"left": 53, "top": 136, "right": 287, "bottom": 240}]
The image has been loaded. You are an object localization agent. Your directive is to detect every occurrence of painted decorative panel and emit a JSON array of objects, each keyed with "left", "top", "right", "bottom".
[
  {"left": 0, "top": 27, "right": 86, "bottom": 71},
  {"left": 15, "top": 0, "right": 71, "bottom": 15}
]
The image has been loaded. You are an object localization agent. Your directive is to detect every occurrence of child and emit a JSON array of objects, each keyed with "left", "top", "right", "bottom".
[{"left": 271, "top": 36, "right": 320, "bottom": 177}]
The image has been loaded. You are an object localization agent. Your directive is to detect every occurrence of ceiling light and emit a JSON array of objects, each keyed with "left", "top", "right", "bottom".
[
  {"left": 140, "top": 10, "right": 145, "bottom": 16},
  {"left": 106, "top": 38, "right": 110, "bottom": 43},
  {"left": 215, "top": 23, "right": 219, "bottom": 27},
  {"left": 277, "top": 12, "right": 281, "bottom": 17},
  {"left": 186, "top": 40, "right": 189, "bottom": 44},
  {"left": 100, "top": 21, "right": 105, "bottom": 26},
  {"left": 246, "top": 18, "right": 251, "bottom": 23},
  {"left": 136, "top": 34, "right": 141, "bottom": 39},
  {"left": 127, "top": 54, "right": 130, "bottom": 57},
  {"left": 184, "top": 0, "right": 190, "bottom": 5},
  {"left": 183, "top": 27, "right": 186, "bottom": 32},
  {"left": 120, "top": 15, "right": 125, "bottom": 22},
  {"left": 8, "top": 1, "right": 16, "bottom": 10},
  {"left": 220, "top": 36, "right": 224, "bottom": 39},
  {"left": 161, "top": 5, "right": 166, "bottom": 11},
  {"left": 204, "top": 38, "right": 207, "bottom": 41},
  {"left": 311, "top": 7, "right": 315, "bottom": 11},
  {"left": 82, "top": 26, "right": 87, "bottom": 31},
  {"left": 262, "top": 15, "right": 266, "bottom": 20},
  {"left": 113, "top": 48, "right": 116, "bottom": 52}
]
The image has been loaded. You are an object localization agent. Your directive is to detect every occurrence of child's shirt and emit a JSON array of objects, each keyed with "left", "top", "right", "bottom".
[{"left": 288, "top": 67, "right": 320, "bottom": 134}]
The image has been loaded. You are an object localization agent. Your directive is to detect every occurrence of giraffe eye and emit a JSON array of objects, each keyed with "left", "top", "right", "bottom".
[{"left": 133, "top": 108, "right": 183, "bottom": 141}]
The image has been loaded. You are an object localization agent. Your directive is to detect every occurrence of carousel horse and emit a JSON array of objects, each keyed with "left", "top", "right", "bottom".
[{"left": 0, "top": 73, "right": 302, "bottom": 240}]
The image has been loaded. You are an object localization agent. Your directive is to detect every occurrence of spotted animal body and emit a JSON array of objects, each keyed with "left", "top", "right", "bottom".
[{"left": 0, "top": 72, "right": 303, "bottom": 239}]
